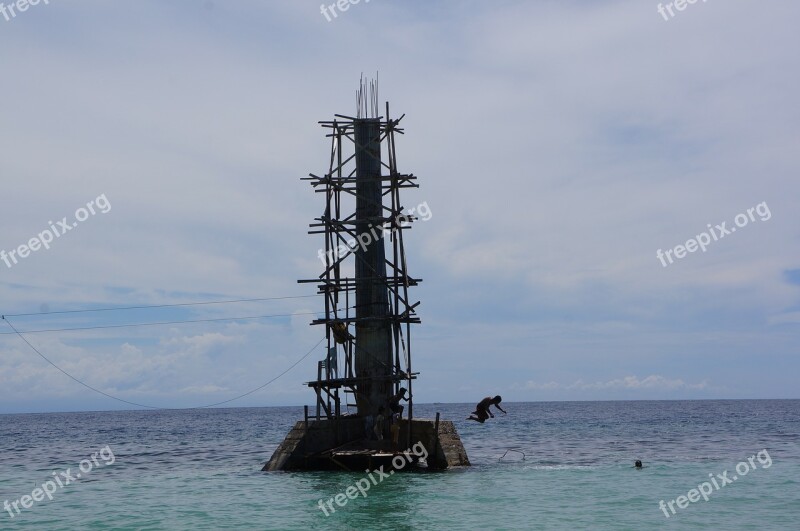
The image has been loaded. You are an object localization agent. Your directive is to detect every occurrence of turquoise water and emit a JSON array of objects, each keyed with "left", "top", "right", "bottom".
[{"left": 1, "top": 401, "right": 798, "bottom": 529}]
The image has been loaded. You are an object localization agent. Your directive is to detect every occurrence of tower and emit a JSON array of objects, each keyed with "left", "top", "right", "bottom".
[
  {"left": 264, "top": 78, "right": 468, "bottom": 471},
  {"left": 300, "top": 78, "right": 419, "bottom": 427}
]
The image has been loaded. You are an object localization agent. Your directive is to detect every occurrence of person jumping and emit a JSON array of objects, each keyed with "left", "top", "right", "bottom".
[{"left": 467, "top": 395, "right": 506, "bottom": 423}]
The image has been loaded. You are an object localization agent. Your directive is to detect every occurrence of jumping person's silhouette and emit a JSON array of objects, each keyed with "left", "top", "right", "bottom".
[{"left": 467, "top": 395, "right": 506, "bottom": 423}]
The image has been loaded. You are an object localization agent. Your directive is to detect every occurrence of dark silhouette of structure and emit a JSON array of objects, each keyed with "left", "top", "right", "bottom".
[{"left": 263, "top": 78, "right": 469, "bottom": 471}]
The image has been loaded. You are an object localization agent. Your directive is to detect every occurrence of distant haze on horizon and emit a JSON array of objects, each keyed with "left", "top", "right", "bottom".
[{"left": 1, "top": 1, "right": 798, "bottom": 414}]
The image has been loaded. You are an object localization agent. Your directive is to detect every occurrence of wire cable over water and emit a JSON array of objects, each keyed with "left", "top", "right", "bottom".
[
  {"left": 2, "top": 315, "right": 324, "bottom": 410},
  {"left": 0, "top": 312, "right": 319, "bottom": 335},
  {"left": 2, "top": 294, "right": 320, "bottom": 317}
]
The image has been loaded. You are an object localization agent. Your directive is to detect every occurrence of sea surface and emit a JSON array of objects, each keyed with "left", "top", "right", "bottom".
[{"left": 1, "top": 400, "right": 798, "bottom": 530}]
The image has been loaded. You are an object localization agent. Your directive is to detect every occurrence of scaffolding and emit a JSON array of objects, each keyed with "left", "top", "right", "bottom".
[
  {"left": 299, "top": 90, "right": 421, "bottom": 440},
  {"left": 263, "top": 80, "right": 470, "bottom": 472}
]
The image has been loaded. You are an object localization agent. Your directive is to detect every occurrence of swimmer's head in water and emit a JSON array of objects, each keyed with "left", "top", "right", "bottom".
[{"left": 635, "top": 460, "right": 643, "bottom": 468}]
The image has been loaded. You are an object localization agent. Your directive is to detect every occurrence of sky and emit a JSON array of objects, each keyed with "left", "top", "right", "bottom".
[{"left": 1, "top": 0, "right": 798, "bottom": 413}]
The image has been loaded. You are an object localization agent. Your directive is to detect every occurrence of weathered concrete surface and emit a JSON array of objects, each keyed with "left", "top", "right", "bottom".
[
  {"left": 420, "top": 420, "right": 471, "bottom": 469},
  {"left": 353, "top": 118, "right": 393, "bottom": 416},
  {"left": 263, "top": 417, "right": 469, "bottom": 471},
  {"left": 262, "top": 417, "right": 365, "bottom": 471}
]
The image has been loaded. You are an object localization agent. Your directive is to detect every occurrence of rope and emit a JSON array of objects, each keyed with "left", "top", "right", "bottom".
[{"left": 499, "top": 449, "right": 526, "bottom": 461}]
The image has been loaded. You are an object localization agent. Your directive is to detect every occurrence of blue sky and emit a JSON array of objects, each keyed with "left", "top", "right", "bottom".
[{"left": 1, "top": 0, "right": 798, "bottom": 413}]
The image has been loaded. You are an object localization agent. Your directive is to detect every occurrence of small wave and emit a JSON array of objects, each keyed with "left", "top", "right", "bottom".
[{"left": 522, "top": 464, "right": 595, "bottom": 471}]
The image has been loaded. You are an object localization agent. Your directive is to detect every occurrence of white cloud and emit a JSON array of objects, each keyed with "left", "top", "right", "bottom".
[
  {"left": 520, "top": 375, "right": 709, "bottom": 392},
  {"left": 1, "top": 0, "right": 798, "bottom": 411}
]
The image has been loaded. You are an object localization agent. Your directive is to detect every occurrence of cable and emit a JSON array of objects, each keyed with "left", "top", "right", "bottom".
[
  {"left": 3, "top": 294, "right": 320, "bottom": 318},
  {"left": 2, "top": 316, "right": 325, "bottom": 410},
  {"left": 194, "top": 337, "right": 324, "bottom": 408},
  {"left": 0, "top": 312, "right": 318, "bottom": 335},
  {"left": 3, "top": 317, "right": 159, "bottom": 409}
]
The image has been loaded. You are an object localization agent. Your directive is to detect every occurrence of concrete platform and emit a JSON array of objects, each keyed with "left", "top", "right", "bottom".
[{"left": 262, "top": 416, "right": 470, "bottom": 472}]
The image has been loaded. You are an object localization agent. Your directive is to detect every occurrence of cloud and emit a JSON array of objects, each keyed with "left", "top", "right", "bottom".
[
  {"left": 178, "top": 384, "right": 228, "bottom": 394},
  {"left": 519, "top": 375, "right": 709, "bottom": 392},
  {"left": 1, "top": 0, "right": 798, "bottom": 411},
  {"left": 767, "top": 312, "right": 800, "bottom": 325}
]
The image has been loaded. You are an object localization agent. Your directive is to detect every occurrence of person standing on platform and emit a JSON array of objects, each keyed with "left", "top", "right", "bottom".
[
  {"left": 374, "top": 406, "right": 386, "bottom": 440},
  {"left": 388, "top": 387, "right": 409, "bottom": 418}
]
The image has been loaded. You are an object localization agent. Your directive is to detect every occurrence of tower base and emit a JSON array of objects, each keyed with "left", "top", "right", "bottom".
[{"left": 263, "top": 416, "right": 470, "bottom": 471}]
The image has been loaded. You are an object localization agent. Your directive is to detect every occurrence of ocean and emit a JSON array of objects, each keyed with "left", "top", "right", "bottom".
[{"left": 1, "top": 400, "right": 798, "bottom": 530}]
